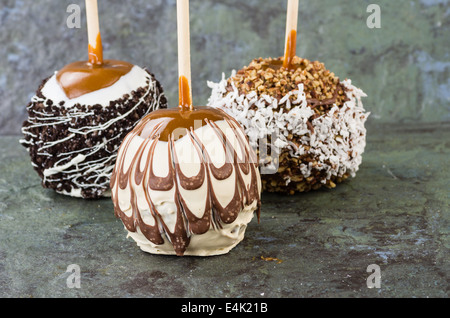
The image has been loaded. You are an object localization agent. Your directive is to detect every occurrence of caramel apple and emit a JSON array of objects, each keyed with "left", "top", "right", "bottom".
[
  {"left": 208, "top": 0, "right": 369, "bottom": 194},
  {"left": 110, "top": 0, "right": 261, "bottom": 256},
  {"left": 20, "top": 0, "right": 167, "bottom": 198}
]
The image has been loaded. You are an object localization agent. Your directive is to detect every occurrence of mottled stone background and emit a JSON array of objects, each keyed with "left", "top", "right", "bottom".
[
  {"left": 0, "top": 0, "right": 449, "bottom": 135},
  {"left": 0, "top": 1, "right": 449, "bottom": 298}
]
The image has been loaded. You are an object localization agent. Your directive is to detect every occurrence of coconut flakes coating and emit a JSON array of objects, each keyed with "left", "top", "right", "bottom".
[{"left": 208, "top": 56, "right": 369, "bottom": 194}]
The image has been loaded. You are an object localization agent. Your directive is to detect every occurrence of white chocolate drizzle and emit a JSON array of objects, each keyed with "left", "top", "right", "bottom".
[{"left": 20, "top": 66, "right": 166, "bottom": 198}]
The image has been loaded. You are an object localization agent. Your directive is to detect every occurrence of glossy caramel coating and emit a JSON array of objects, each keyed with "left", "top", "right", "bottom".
[
  {"left": 56, "top": 59, "right": 133, "bottom": 99},
  {"left": 137, "top": 106, "right": 233, "bottom": 142}
]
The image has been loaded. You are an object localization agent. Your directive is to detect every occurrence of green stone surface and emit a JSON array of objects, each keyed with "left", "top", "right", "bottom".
[
  {"left": 0, "top": 122, "right": 448, "bottom": 297},
  {"left": 0, "top": 0, "right": 449, "bottom": 134}
]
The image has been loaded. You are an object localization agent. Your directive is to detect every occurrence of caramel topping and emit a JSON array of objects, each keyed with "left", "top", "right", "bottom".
[
  {"left": 137, "top": 106, "right": 229, "bottom": 142},
  {"left": 88, "top": 32, "right": 103, "bottom": 65},
  {"left": 55, "top": 59, "right": 133, "bottom": 99},
  {"left": 262, "top": 59, "right": 284, "bottom": 71},
  {"left": 282, "top": 29, "right": 297, "bottom": 70},
  {"left": 178, "top": 75, "right": 193, "bottom": 111}
]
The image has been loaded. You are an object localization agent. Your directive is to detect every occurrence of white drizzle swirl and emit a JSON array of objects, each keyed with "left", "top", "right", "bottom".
[{"left": 20, "top": 66, "right": 166, "bottom": 198}]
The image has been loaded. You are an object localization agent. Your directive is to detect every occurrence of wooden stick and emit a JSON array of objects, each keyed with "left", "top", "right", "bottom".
[
  {"left": 282, "top": 0, "right": 299, "bottom": 69},
  {"left": 86, "top": 0, "right": 103, "bottom": 64},
  {"left": 177, "top": 0, "right": 193, "bottom": 111}
]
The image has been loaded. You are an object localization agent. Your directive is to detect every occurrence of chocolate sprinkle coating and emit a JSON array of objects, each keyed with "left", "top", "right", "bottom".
[{"left": 21, "top": 70, "right": 167, "bottom": 199}]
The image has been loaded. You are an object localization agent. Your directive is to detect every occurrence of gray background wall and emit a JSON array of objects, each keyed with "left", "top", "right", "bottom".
[{"left": 0, "top": 0, "right": 448, "bottom": 135}]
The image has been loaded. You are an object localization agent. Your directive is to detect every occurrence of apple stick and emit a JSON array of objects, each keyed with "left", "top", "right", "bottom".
[
  {"left": 282, "top": 0, "right": 299, "bottom": 69},
  {"left": 177, "top": 0, "right": 193, "bottom": 111},
  {"left": 86, "top": 0, "right": 103, "bottom": 65}
]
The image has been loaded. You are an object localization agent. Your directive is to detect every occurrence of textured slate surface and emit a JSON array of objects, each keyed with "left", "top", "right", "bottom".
[
  {"left": 1, "top": 0, "right": 449, "bottom": 134},
  {"left": 0, "top": 0, "right": 448, "bottom": 299},
  {"left": 0, "top": 122, "right": 448, "bottom": 297}
]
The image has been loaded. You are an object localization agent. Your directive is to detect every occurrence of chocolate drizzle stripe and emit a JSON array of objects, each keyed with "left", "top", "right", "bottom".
[
  {"left": 201, "top": 119, "right": 234, "bottom": 181},
  {"left": 171, "top": 135, "right": 212, "bottom": 237},
  {"left": 134, "top": 138, "right": 153, "bottom": 186},
  {"left": 198, "top": 121, "right": 243, "bottom": 224},
  {"left": 136, "top": 135, "right": 185, "bottom": 251},
  {"left": 172, "top": 130, "right": 206, "bottom": 191},
  {"left": 113, "top": 132, "right": 145, "bottom": 232},
  {"left": 148, "top": 139, "right": 174, "bottom": 191},
  {"left": 223, "top": 118, "right": 259, "bottom": 209}
]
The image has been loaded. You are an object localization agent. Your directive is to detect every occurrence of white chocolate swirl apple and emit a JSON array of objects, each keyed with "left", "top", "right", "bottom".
[{"left": 110, "top": 107, "right": 261, "bottom": 256}]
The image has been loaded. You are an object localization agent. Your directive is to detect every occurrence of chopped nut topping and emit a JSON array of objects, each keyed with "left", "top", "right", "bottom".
[{"left": 227, "top": 56, "right": 349, "bottom": 116}]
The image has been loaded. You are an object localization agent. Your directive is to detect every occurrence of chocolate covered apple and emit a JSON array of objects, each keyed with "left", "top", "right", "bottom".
[
  {"left": 208, "top": 0, "right": 369, "bottom": 194},
  {"left": 20, "top": 0, "right": 167, "bottom": 198}
]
